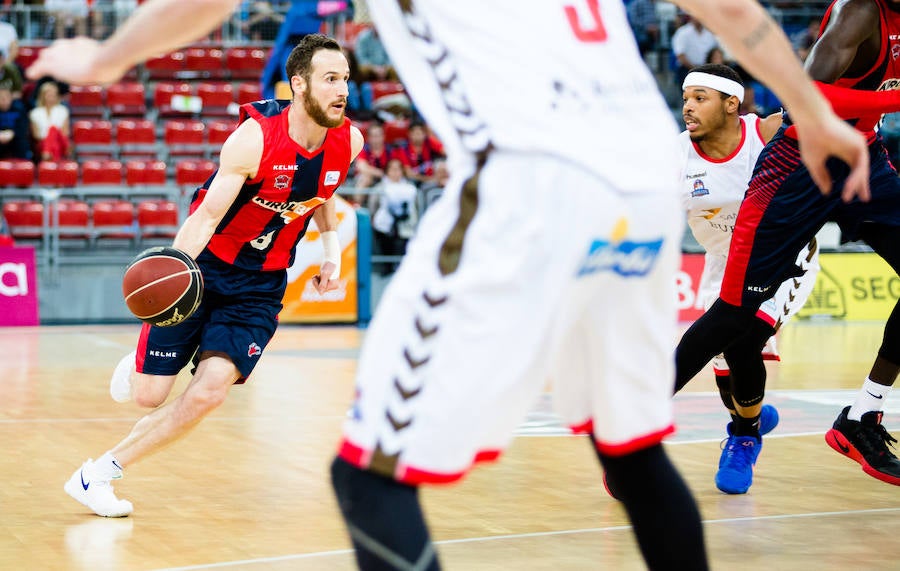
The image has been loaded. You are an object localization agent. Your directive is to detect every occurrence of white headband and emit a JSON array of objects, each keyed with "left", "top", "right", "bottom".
[{"left": 683, "top": 71, "right": 745, "bottom": 103}]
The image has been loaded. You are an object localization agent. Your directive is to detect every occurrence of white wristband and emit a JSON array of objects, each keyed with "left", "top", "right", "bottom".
[{"left": 321, "top": 230, "right": 341, "bottom": 280}]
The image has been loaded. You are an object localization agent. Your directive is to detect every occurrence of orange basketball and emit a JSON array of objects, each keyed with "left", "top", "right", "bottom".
[{"left": 122, "top": 247, "right": 203, "bottom": 327}]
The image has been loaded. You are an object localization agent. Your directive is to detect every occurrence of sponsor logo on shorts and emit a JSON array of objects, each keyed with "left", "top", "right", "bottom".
[
  {"left": 578, "top": 238, "right": 663, "bottom": 278},
  {"left": 248, "top": 342, "right": 262, "bottom": 357}
]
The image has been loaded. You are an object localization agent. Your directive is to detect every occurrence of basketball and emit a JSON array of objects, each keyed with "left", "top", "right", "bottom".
[{"left": 122, "top": 247, "right": 203, "bottom": 327}]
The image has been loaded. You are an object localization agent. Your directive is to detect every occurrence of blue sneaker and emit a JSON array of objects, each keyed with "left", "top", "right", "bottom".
[
  {"left": 725, "top": 404, "right": 779, "bottom": 437},
  {"left": 715, "top": 435, "right": 762, "bottom": 494}
]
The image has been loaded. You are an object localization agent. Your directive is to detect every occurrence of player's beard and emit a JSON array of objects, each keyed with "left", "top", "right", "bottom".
[{"left": 304, "top": 90, "right": 345, "bottom": 128}]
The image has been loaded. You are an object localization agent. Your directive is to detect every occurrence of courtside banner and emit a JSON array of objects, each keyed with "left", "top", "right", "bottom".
[
  {"left": 677, "top": 253, "right": 706, "bottom": 322},
  {"left": 797, "top": 252, "right": 896, "bottom": 321},
  {"left": 0, "top": 246, "right": 39, "bottom": 326},
  {"left": 280, "top": 196, "right": 358, "bottom": 323}
]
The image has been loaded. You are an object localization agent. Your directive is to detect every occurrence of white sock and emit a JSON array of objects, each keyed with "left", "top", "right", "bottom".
[
  {"left": 92, "top": 451, "right": 125, "bottom": 481},
  {"left": 848, "top": 378, "right": 892, "bottom": 421}
]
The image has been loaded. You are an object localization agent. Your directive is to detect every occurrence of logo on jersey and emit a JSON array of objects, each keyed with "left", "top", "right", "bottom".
[
  {"left": 324, "top": 170, "right": 341, "bottom": 186},
  {"left": 878, "top": 78, "right": 900, "bottom": 91},
  {"left": 248, "top": 342, "right": 262, "bottom": 357},
  {"left": 274, "top": 174, "right": 291, "bottom": 190},
  {"left": 690, "top": 178, "right": 709, "bottom": 197},
  {"left": 893, "top": 44, "right": 900, "bottom": 61},
  {"left": 701, "top": 208, "right": 721, "bottom": 220},
  {"left": 577, "top": 218, "right": 663, "bottom": 278},
  {"left": 252, "top": 196, "right": 326, "bottom": 223}
]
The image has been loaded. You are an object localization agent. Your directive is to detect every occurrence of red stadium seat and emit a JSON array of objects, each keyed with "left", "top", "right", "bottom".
[
  {"left": 184, "top": 47, "right": 225, "bottom": 79},
  {"left": 154, "top": 81, "right": 196, "bottom": 118},
  {"left": 225, "top": 47, "right": 267, "bottom": 80},
  {"left": 137, "top": 199, "right": 179, "bottom": 239},
  {"left": 14, "top": 45, "right": 43, "bottom": 71},
  {"left": 68, "top": 85, "right": 105, "bottom": 117},
  {"left": 0, "top": 160, "right": 36, "bottom": 187},
  {"left": 382, "top": 119, "right": 410, "bottom": 145},
  {"left": 175, "top": 159, "right": 217, "bottom": 188},
  {"left": 55, "top": 199, "right": 91, "bottom": 240},
  {"left": 73, "top": 119, "right": 115, "bottom": 160},
  {"left": 237, "top": 82, "right": 263, "bottom": 105},
  {"left": 37, "top": 160, "right": 79, "bottom": 188},
  {"left": 116, "top": 119, "right": 158, "bottom": 160},
  {"left": 126, "top": 160, "right": 167, "bottom": 186},
  {"left": 144, "top": 50, "right": 185, "bottom": 79},
  {"left": 164, "top": 120, "right": 206, "bottom": 159},
  {"left": 369, "top": 81, "right": 406, "bottom": 102},
  {"left": 206, "top": 120, "right": 236, "bottom": 146},
  {"left": 106, "top": 82, "right": 147, "bottom": 117},
  {"left": 196, "top": 81, "right": 234, "bottom": 117},
  {"left": 81, "top": 160, "right": 123, "bottom": 186},
  {"left": 2, "top": 201, "right": 44, "bottom": 240},
  {"left": 92, "top": 199, "right": 136, "bottom": 240}
]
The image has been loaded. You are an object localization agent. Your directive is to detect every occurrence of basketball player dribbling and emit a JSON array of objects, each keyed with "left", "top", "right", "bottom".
[
  {"left": 328, "top": 1, "right": 869, "bottom": 569},
  {"left": 676, "top": 0, "right": 900, "bottom": 489},
  {"left": 64, "top": 35, "right": 363, "bottom": 517}
]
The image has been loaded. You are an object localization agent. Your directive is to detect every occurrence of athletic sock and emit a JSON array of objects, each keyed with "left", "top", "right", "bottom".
[
  {"left": 732, "top": 414, "right": 761, "bottom": 439},
  {"left": 331, "top": 457, "right": 440, "bottom": 571},
  {"left": 849, "top": 378, "right": 892, "bottom": 421},
  {"left": 92, "top": 451, "right": 124, "bottom": 480}
]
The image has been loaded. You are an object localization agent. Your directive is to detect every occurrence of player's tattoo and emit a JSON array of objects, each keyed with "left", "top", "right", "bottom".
[{"left": 742, "top": 18, "right": 772, "bottom": 51}]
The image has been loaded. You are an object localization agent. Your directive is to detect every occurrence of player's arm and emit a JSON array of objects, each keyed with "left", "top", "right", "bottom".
[
  {"left": 804, "top": 0, "right": 879, "bottom": 83},
  {"left": 310, "top": 126, "right": 364, "bottom": 294},
  {"left": 673, "top": 0, "right": 869, "bottom": 202},
  {"left": 758, "top": 112, "right": 783, "bottom": 144},
  {"left": 26, "top": 0, "right": 241, "bottom": 84},
  {"left": 172, "top": 119, "right": 263, "bottom": 259}
]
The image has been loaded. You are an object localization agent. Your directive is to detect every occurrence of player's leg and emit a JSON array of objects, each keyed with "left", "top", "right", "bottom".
[
  {"left": 827, "top": 221, "right": 900, "bottom": 484},
  {"left": 333, "top": 152, "right": 574, "bottom": 569}
]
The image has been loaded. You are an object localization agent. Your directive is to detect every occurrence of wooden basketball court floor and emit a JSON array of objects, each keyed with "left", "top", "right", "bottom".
[{"left": 2, "top": 320, "right": 898, "bottom": 570}]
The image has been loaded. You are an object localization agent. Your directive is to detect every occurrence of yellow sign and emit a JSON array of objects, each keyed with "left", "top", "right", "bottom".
[
  {"left": 279, "top": 196, "right": 358, "bottom": 323},
  {"left": 798, "top": 253, "right": 897, "bottom": 321}
]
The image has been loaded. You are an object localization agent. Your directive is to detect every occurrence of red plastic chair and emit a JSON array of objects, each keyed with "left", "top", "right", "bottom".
[
  {"left": 225, "top": 47, "right": 267, "bottom": 80},
  {"left": 144, "top": 50, "right": 185, "bottom": 79},
  {"left": 196, "top": 82, "right": 234, "bottom": 117},
  {"left": 106, "top": 82, "right": 147, "bottom": 117},
  {"left": 37, "top": 160, "right": 79, "bottom": 188},
  {"left": 137, "top": 199, "right": 180, "bottom": 239},
  {"left": 68, "top": 85, "right": 105, "bottom": 117},
  {"left": 73, "top": 120, "right": 115, "bottom": 160},
  {"left": 81, "top": 160, "right": 124, "bottom": 185},
  {"left": 126, "top": 160, "right": 167, "bottom": 186},
  {"left": 184, "top": 47, "right": 225, "bottom": 79},
  {"left": 2, "top": 201, "right": 44, "bottom": 240},
  {"left": 0, "top": 160, "right": 36, "bottom": 187},
  {"left": 14, "top": 45, "right": 43, "bottom": 71},
  {"left": 237, "top": 82, "right": 262, "bottom": 105},
  {"left": 154, "top": 81, "right": 196, "bottom": 118},
  {"left": 55, "top": 199, "right": 91, "bottom": 240},
  {"left": 164, "top": 120, "right": 206, "bottom": 159},
  {"left": 116, "top": 119, "right": 158, "bottom": 160},
  {"left": 92, "top": 199, "right": 136, "bottom": 240},
  {"left": 175, "top": 158, "right": 217, "bottom": 188}
]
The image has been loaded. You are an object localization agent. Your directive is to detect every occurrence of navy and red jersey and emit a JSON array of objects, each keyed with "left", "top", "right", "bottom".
[
  {"left": 391, "top": 136, "right": 445, "bottom": 176},
  {"left": 358, "top": 143, "right": 393, "bottom": 171},
  {"left": 191, "top": 100, "right": 352, "bottom": 271},
  {"left": 821, "top": 0, "right": 900, "bottom": 133}
]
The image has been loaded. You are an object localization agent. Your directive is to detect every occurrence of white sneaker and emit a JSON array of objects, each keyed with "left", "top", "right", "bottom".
[
  {"left": 109, "top": 351, "right": 136, "bottom": 403},
  {"left": 64, "top": 459, "right": 133, "bottom": 518}
]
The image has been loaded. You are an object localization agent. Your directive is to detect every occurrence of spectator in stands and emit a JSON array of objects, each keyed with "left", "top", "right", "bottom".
[
  {"left": 353, "top": 122, "right": 392, "bottom": 192},
  {"left": 46, "top": 0, "right": 90, "bottom": 39},
  {"left": 91, "top": 0, "right": 139, "bottom": 40},
  {"left": 705, "top": 46, "right": 727, "bottom": 65},
  {"left": 792, "top": 17, "right": 820, "bottom": 62},
  {"left": 393, "top": 118, "right": 444, "bottom": 185},
  {"left": 369, "top": 157, "right": 418, "bottom": 276},
  {"left": 0, "top": 16, "right": 19, "bottom": 68},
  {"left": 627, "top": 0, "right": 660, "bottom": 59},
  {"left": 29, "top": 81, "right": 71, "bottom": 161},
  {"left": 242, "top": 1, "right": 285, "bottom": 42},
  {"left": 671, "top": 14, "right": 718, "bottom": 86},
  {"left": 418, "top": 157, "right": 448, "bottom": 213},
  {"left": 0, "top": 85, "right": 31, "bottom": 160},
  {"left": 0, "top": 46, "right": 23, "bottom": 99},
  {"left": 353, "top": 25, "right": 394, "bottom": 81}
]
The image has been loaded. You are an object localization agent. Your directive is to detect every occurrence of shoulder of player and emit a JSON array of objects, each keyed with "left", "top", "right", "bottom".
[
  {"left": 219, "top": 118, "right": 264, "bottom": 174},
  {"left": 349, "top": 124, "right": 365, "bottom": 161},
  {"left": 827, "top": 0, "right": 881, "bottom": 32}
]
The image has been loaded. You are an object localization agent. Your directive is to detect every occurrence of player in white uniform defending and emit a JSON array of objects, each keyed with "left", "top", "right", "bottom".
[
  {"left": 329, "top": 1, "right": 870, "bottom": 570},
  {"left": 676, "top": 64, "right": 819, "bottom": 494}
]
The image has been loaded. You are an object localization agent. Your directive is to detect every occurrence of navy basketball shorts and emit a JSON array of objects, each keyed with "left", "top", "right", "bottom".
[
  {"left": 135, "top": 251, "right": 286, "bottom": 382},
  {"left": 721, "top": 127, "right": 900, "bottom": 310}
]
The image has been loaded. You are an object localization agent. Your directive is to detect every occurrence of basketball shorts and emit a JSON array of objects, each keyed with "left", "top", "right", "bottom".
[
  {"left": 339, "top": 151, "right": 684, "bottom": 485},
  {"left": 135, "top": 251, "right": 286, "bottom": 382},
  {"left": 722, "top": 128, "right": 900, "bottom": 310},
  {"left": 699, "top": 237, "right": 819, "bottom": 373}
]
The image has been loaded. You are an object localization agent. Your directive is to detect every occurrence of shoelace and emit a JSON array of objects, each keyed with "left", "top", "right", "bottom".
[
  {"left": 720, "top": 437, "right": 754, "bottom": 469},
  {"left": 857, "top": 422, "right": 898, "bottom": 458}
]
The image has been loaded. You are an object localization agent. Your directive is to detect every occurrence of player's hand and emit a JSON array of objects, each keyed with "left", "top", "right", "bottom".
[
  {"left": 26, "top": 37, "right": 130, "bottom": 85},
  {"left": 311, "top": 261, "right": 340, "bottom": 295},
  {"left": 795, "top": 115, "right": 870, "bottom": 203}
]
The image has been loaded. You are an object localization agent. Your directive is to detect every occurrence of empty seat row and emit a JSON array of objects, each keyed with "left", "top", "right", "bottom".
[
  {"left": 73, "top": 119, "right": 237, "bottom": 160},
  {"left": 70, "top": 82, "right": 262, "bottom": 119},
  {"left": 2, "top": 199, "right": 180, "bottom": 242},
  {"left": 0, "top": 159, "right": 217, "bottom": 188}
]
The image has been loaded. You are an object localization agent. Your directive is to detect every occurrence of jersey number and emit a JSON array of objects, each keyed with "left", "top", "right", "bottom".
[{"left": 565, "top": 0, "right": 607, "bottom": 43}]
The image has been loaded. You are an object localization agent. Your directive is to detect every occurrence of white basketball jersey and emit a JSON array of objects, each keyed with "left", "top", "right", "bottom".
[
  {"left": 680, "top": 114, "right": 767, "bottom": 257},
  {"left": 367, "top": 0, "right": 681, "bottom": 194}
]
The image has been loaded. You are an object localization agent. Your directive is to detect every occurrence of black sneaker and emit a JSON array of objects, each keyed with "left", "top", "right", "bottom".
[{"left": 826, "top": 406, "right": 900, "bottom": 486}]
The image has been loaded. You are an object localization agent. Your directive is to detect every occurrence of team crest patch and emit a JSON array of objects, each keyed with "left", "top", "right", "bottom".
[
  {"left": 324, "top": 170, "right": 341, "bottom": 186},
  {"left": 691, "top": 179, "right": 709, "bottom": 197},
  {"left": 274, "top": 174, "right": 291, "bottom": 190},
  {"left": 893, "top": 44, "right": 900, "bottom": 61},
  {"left": 248, "top": 342, "right": 262, "bottom": 357}
]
